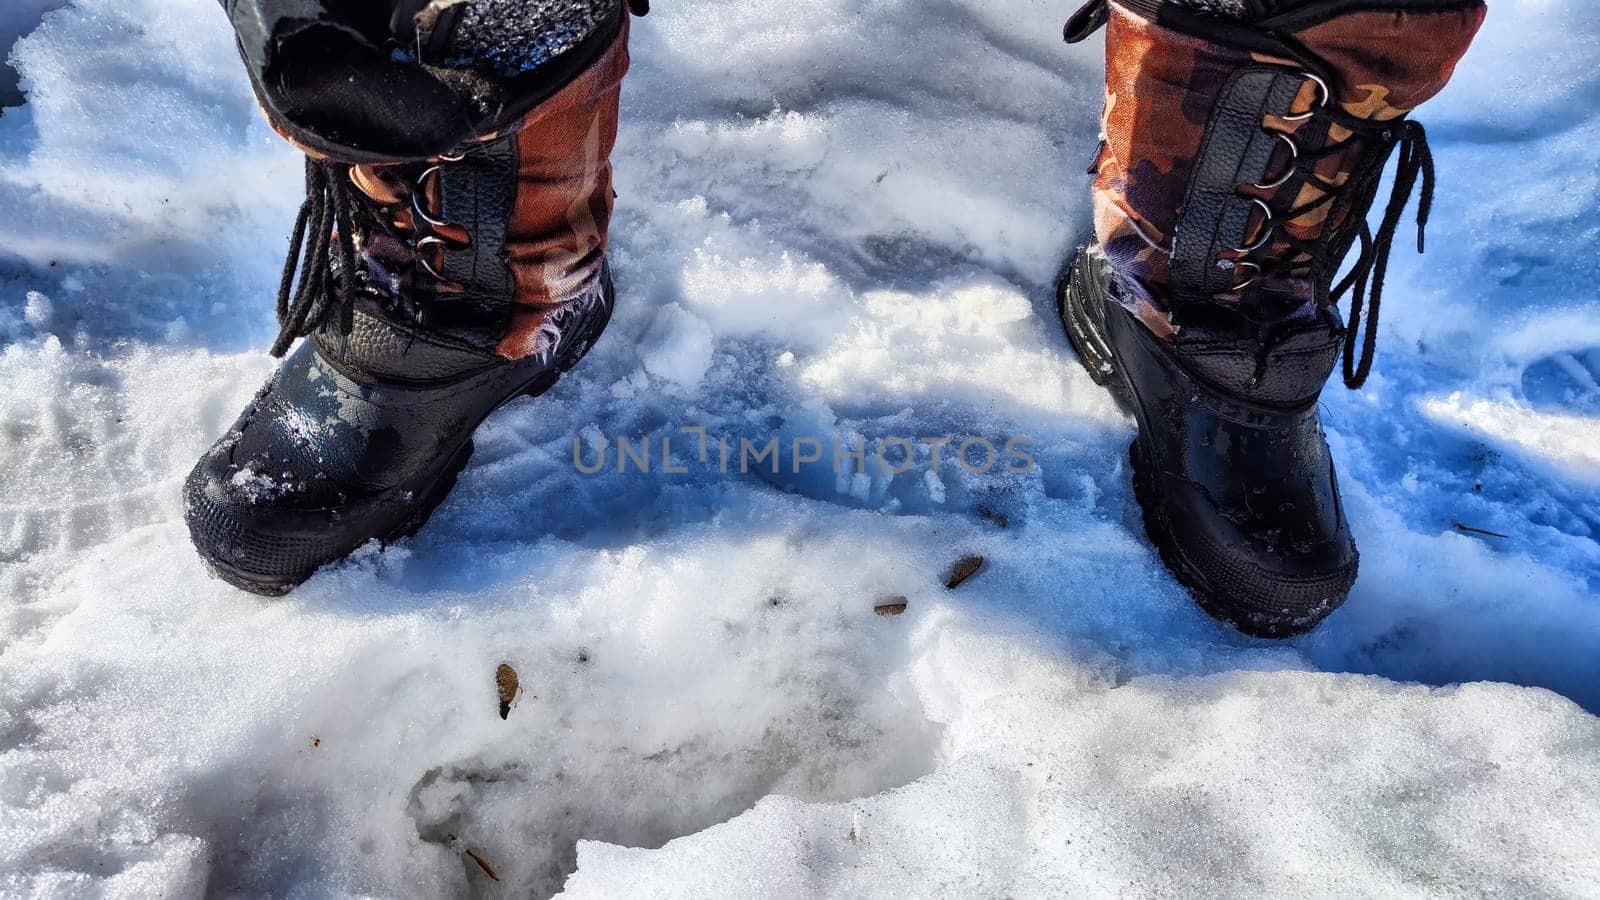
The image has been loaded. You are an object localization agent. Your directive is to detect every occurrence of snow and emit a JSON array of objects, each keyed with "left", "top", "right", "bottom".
[
  {"left": 0, "top": 0, "right": 59, "bottom": 107},
  {"left": 2, "top": 0, "right": 1599, "bottom": 897},
  {"left": 637, "top": 302, "right": 715, "bottom": 390}
]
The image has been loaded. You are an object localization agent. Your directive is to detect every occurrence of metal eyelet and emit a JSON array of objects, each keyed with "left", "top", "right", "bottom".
[
  {"left": 1253, "top": 132, "right": 1300, "bottom": 190},
  {"left": 1231, "top": 197, "right": 1277, "bottom": 255},
  {"left": 1231, "top": 260, "right": 1262, "bottom": 293},
  {"left": 1281, "top": 71, "right": 1331, "bottom": 123},
  {"left": 416, "top": 235, "right": 448, "bottom": 279},
  {"left": 412, "top": 152, "right": 471, "bottom": 275},
  {"left": 412, "top": 165, "right": 454, "bottom": 230}
]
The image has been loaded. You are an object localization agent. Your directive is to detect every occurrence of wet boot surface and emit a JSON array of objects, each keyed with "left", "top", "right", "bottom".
[{"left": 1059, "top": 0, "right": 1485, "bottom": 635}]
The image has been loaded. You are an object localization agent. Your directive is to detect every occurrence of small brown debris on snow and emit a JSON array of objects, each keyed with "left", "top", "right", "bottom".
[
  {"left": 465, "top": 849, "right": 501, "bottom": 882},
  {"left": 874, "top": 598, "right": 909, "bottom": 617},
  {"left": 496, "top": 664, "right": 520, "bottom": 720},
  {"left": 947, "top": 555, "right": 986, "bottom": 589},
  {"left": 311, "top": 737, "right": 321, "bottom": 748},
  {"left": 977, "top": 506, "right": 1009, "bottom": 529}
]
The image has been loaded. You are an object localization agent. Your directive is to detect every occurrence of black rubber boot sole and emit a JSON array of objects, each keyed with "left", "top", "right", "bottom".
[{"left": 1057, "top": 248, "right": 1351, "bottom": 639}]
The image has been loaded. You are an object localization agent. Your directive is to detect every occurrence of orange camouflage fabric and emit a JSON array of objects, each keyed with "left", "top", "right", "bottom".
[
  {"left": 263, "top": 19, "right": 630, "bottom": 361},
  {"left": 1091, "top": 0, "right": 1485, "bottom": 338},
  {"left": 495, "top": 17, "right": 629, "bottom": 358}
]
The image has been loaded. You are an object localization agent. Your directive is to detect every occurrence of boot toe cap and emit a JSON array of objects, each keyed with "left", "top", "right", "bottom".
[
  {"left": 1171, "top": 511, "right": 1358, "bottom": 637},
  {"left": 1141, "top": 470, "right": 1358, "bottom": 638},
  {"left": 182, "top": 446, "right": 350, "bottom": 596}
]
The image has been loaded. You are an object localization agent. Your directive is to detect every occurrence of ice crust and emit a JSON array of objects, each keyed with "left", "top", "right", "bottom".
[{"left": 2, "top": 0, "right": 1600, "bottom": 897}]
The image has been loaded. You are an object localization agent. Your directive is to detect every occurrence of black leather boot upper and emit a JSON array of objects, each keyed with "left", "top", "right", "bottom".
[
  {"left": 184, "top": 279, "right": 611, "bottom": 595},
  {"left": 1064, "top": 247, "right": 1356, "bottom": 636},
  {"left": 184, "top": 125, "right": 616, "bottom": 595}
]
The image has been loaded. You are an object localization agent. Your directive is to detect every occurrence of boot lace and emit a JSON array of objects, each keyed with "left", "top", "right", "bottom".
[
  {"left": 271, "top": 156, "right": 471, "bottom": 358},
  {"left": 1224, "top": 74, "right": 1435, "bottom": 390},
  {"left": 272, "top": 160, "right": 360, "bottom": 358}
]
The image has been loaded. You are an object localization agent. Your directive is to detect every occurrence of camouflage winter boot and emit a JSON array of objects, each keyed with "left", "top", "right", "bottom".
[
  {"left": 184, "top": 1, "right": 636, "bottom": 595},
  {"left": 1057, "top": 0, "right": 1484, "bottom": 636}
]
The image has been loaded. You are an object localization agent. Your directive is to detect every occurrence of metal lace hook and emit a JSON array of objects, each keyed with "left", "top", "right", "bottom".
[
  {"left": 416, "top": 235, "right": 449, "bottom": 280},
  {"left": 412, "top": 151, "right": 468, "bottom": 230},
  {"left": 1232, "top": 197, "right": 1277, "bottom": 256},
  {"left": 1254, "top": 133, "right": 1301, "bottom": 191},
  {"left": 1230, "top": 260, "right": 1262, "bottom": 294},
  {"left": 1282, "top": 72, "right": 1331, "bottom": 123}
]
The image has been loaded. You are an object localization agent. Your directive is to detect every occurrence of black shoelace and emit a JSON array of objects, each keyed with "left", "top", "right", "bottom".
[
  {"left": 272, "top": 159, "right": 364, "bottom": 358},
  {"left": 1234, "top": 111, "right": 1434, "bottom": 389},
  {"left": 1335, "top": 121, "right": 1433, "bottom": 389}
]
